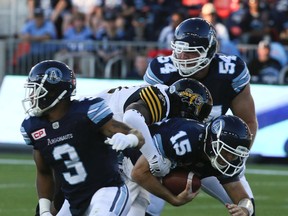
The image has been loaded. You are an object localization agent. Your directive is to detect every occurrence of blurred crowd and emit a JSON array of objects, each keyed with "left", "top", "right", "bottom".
[{"left": 15, "top": 0, "right": 288, "bottom": 83}]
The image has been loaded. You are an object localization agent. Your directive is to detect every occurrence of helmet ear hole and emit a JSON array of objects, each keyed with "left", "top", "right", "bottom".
[{"left": 168, "top": 78, "right": 213, "bottom": 121}]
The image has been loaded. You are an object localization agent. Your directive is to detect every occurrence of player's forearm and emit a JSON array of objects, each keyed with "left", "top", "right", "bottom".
[
  {"left": 132, "top": 156, "right": 180, "bottom": 206},
  {"left": 247, "top": 120, "right": 258, "bottom": 146},
  {"left": 123, "top": 109, "right": 159, "bottom": 159},
  {"left": 223, "top": 181, "right": 250, "bottom": 204},
  {"left": 36, "top": 172, "right": 54, "bottom": 200},
  {"left": 131, "top": 162, "right": 177, "bottom": 205}
]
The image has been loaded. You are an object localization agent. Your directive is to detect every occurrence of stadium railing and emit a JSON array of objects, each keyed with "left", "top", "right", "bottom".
[{"left": 2, "top": 39, "right": 288, "bottom": 83}]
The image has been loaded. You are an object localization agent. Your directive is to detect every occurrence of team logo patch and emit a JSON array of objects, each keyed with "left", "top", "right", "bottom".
[
  {"left": 45, "top": 67, "right": 63, "bottom": 84},
  {"left": 179, "top": 89, "right": 203, "bottom": 105},
  {"left": 52, "top": 122, "right": 59, "bottom": 129},
  {"left": 180, "top": 89, "right": 203, "bottom": 115},
  {"left": 211, "top": 119, "right": 225, "bottom": 135},
  {"left": 31, "top": 128, "right": 46, "bottom": 140}
]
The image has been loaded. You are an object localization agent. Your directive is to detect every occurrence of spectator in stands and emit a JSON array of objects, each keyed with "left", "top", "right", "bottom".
[
  {"left": 212, "top": 0, "right": 235, "bottom": 21},
  {"left": 92, "top": 0, "right": 136, "bottom": 37},
  {"left": 62, "top": 12, "right": 93, "bottom": 50},
  {"left": 236, "top": 0, "right": 278, "bottom": 44},
  {"left": 18, "top": 8, "right": 57, "bottom": 74},
  {"left": 69, "top": 0, "right": 103, "bottom": 28},
  {"left": 27, "top": 0, "right": 72, "bottom": 39},
  {"left": 201, "top": 3, "right": 230, "bottom": 41},
  {"left": 93, "top": 11, "right": 127, "bottom": 77},
  {"left": 200, "top": 3, "right": 240, "bottom": 56},
  {"left": 248, "top": 40, "right": 282, "bottom": 84},
  {"left": 180, "top": 0, "right": 208, "bottom": 17},
  {"left": 226, "top": 0, "right": 247, "bottom": 43},
  {"left": 158, "top": 11, "right": 185, "bottom": 49},
  {"left": 275, "top": 0, "right": 288, "bottom": 46},
  {"left": 129, "top": 0, "right": 152, "bottom": 41},
  {"left": 130, "top": 12, "right": 150, "bottom": 41},
  {"left": 126, "top": 54, "right": 149, "bottom": 79},
  {"left": 145, "top": 0, "right": 180, "bottom": 41},
  {"left": 54, "top": 12, "right": 94, "bottom": 74}
]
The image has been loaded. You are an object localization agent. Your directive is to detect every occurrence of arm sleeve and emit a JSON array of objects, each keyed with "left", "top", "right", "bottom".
[{"left": 123, "top": 109, "right": 161, "bottom": 161}]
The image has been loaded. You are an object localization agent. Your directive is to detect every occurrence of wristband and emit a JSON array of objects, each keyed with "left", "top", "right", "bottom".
[
  {"left": 39, "top": 198, "right": 51, "bottom": 215},
  {"left": 127, "top": 134, "right": 139, "bottom": 147},
  {"left": 238, "top": 198, "right": 254, "bottom": 216}
]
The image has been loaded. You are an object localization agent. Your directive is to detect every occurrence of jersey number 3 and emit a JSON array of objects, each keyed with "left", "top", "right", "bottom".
[{"left": 53, "top": 144, "right": 87, "bottom": 185}]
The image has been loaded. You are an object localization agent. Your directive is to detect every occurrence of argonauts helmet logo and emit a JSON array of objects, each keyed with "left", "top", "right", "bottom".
[
  {"left": 45, "top": 67, "right": 63, "bottom": 84},
  {"left": 211, "top": 119, "right": 225, "bottom": 135}
]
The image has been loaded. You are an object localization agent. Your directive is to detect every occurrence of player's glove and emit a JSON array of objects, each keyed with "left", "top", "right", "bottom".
[
  {"left": 121, "top": 156, "right": 134, "bottom": 180},
  {"left": 105, "top": 133, "right": 139, "bottom": 151},
  {"left": 149, "top": 155, "right": 172, "bottom": 177}
]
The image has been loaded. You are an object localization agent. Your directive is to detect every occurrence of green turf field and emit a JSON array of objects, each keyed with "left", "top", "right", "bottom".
[{"left": 0, "top": 153, "right": 287, "bottom": 216}]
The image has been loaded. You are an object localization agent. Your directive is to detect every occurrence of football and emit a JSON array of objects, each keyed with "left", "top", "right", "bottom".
[{"left": 161, "top": 169, "right": 201, "bottom": 195}]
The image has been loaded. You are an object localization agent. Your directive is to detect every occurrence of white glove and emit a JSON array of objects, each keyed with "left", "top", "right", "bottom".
[
  {"left": 40, "top": 212, "right": 53, "bottom": 216},
  {"left": 105, "top": 133, "right": 139, "bottom": 151},
  {"left": 121, "top": 157, "right": 134, "bottom": 180},
  {"left": 149, "top": 155, "right": 172, "bottom": 177}
]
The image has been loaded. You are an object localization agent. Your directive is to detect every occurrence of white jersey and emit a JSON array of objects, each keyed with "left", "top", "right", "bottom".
[
  {"left": 95, "top": 84, "right": 171, "bottom": 122},
  {"left": 95, "top": 83, "right": 173, "bottom": 216}
]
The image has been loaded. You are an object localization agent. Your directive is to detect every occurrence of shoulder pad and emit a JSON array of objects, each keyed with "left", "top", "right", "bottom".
[{"left": 139, "top": 85, "right": 169, "bottom": 123}]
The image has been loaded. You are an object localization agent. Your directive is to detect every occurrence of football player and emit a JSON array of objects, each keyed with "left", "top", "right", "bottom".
[
  {"left": 101, "top": 77, "right": 213, "bottom": 215},
  {"left": 131, "top": 115, "right": 254, "bottom": 216},
  {"left": 25, "top": 64, "right": 213, "bottom": 215},
  {"left": 20, "top": 60, "right": 148, "bottom": 216},
  {"left": 143, "top": 17, "right": 258, "bottom": 216}
]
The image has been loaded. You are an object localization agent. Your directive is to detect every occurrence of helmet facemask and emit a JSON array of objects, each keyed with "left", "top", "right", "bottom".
[
  {"left": 171, "top": 41, "right": 213, "bottom": 77},
  {"left": 204, "top": 119, "right": 250, "bottom": 177},
  {"left": 22, "top": 74, "right": 70, "bottom": 117}
]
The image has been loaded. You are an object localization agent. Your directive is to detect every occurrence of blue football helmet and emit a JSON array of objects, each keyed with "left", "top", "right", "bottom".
[
  {"left": 22, "top": 60, "right": 76, "bottom": 117},
  {"left": 204, "top": 115, "right": 252, "bottom": 177},
  {"left": 171, "top": 18, "right": 218, "bottom": 77}
]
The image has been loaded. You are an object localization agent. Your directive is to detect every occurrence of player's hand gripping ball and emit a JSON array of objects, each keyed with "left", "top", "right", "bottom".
[{"left": 161, "top": 169, "right": 201, "bottom": 195}]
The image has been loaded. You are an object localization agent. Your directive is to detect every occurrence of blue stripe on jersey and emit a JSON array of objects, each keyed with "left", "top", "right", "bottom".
[
  {"left": 109, "top": 184, "right": 129, "bottom": 215},
  {"left": 232, "top": 66, "right": 250, "bottom": 93},
  {"left": 153, "top": 134, "right": 167, "bottom": 158},
  {"left": 20, "top": 126, "right": 32, "bottom": 145},
  {"left": 87, "top": 100, "right": 113, "bottom": 124},
  {"left": 144, "top": 66, "right": 164, "bottom": 85}
]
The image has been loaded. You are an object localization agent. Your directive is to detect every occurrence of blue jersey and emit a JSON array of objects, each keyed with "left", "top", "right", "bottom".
[
  {"left": 144, "top": 54, "right": 250, "bottom": 119},
  {"left": 20, "top": 97, "right": 123, "bottom": 210},
  {"left": 149, "top": 118, "right": 239, "bottom": 184}
]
